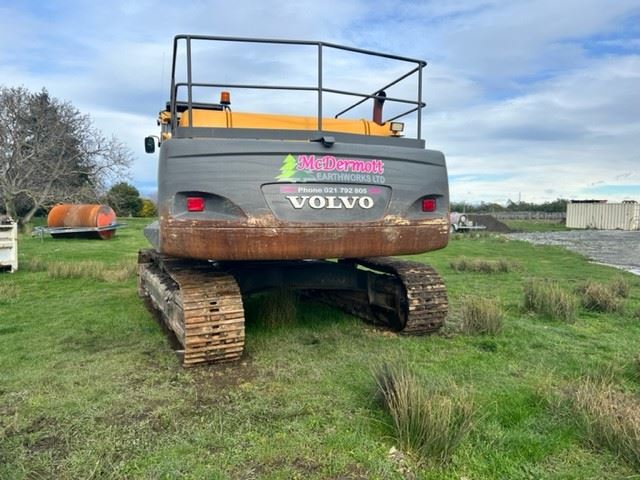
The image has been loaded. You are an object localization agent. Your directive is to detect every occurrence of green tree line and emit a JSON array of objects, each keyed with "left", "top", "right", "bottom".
[{"left": 450, "top": 199, "right": 569, "bottom": 213}]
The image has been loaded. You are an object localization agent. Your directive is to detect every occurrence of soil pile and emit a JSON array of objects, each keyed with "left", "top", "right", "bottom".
[{"left": 467, "top": 214, "right": 512, "bottom": 233}]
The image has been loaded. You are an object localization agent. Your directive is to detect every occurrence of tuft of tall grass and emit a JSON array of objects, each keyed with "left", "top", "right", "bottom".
[
  {"left": 260, "top": 289, "right": 298, "bottom": 328},
  {"left": 23, "top": 256, "right": 48, "bottom": 272},
  {"left": 611, "top": 275, "right": 630, "bottom": 298},
  {"left": 450, "top": 257, "right": 515, "bottom": 273},
  {"left": 569, "top": 378, "right": 640, "bottom": 470},
  {"left": 576, "top": 281, "right": 624, "bottom": 313},
  {"left": 631, "top": 356, "right": 640, "bottom": 383},
  {"left": 374, "top": 364, "right": 474, "bottom": 465},
  {"left": 46, "top": 260, "right": 136, "bottom": 283},
  {"left": 0, "top": 282, "right": 20, "bottom": 304},
  {"left": 523, "top": 279, "right": 577, "bottom": 322},
  {"left": 101, "top": 262, "right": 138, "bottom": 282},
  {"left": 460, "top": 296, "right": 503, "bottom": 335}
]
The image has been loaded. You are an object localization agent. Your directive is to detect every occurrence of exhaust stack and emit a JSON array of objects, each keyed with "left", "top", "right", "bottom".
[{"left": 372, "top": 90, "right": 386, "bottom": 125}]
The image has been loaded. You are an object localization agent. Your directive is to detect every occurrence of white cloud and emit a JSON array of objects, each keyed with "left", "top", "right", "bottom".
[{"left": 424, "top": 53, "right": 640, "bottom": 202}]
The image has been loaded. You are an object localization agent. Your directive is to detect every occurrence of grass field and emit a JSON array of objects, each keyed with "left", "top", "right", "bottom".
[
  {"left": 1, "top": 219, "right": 639, "bottom": 479},
  {"left": 502, "top": 219, "right": 568, "bottom": 232}
]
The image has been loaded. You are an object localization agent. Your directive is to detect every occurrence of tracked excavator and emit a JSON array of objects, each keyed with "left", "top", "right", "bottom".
[{"left": 139, "top": 36, "right": 450, "bottom": 366}]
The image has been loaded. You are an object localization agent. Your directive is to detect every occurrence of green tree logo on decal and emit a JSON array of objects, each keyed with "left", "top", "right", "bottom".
[{"left": 277, "top": 154, "right": 298, "bottom": 181}]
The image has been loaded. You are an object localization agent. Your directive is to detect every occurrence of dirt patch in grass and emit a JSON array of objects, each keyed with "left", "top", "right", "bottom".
[
  {"left": 93, "top": 397, "right": 171, "bottom": 434},
  {"left": 332, "top": 464, "right": 369, "bottom": 480},
  {"left": 25, "top": 434, "right": 61, "bottom": 455},
  {"left": 249, "top": 455, "right": 330, "bottom": 479},
  {"left": 192, "top": 359, "right": 259, "bottom": 391},
  {"left": 2, "top": 414, "right": 70, "bottom": 464},
  {"left": 289, "top": 456, "right": 322, "bottom": 473}
]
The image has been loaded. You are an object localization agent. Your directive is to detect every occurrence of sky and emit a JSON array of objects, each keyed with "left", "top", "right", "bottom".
[{"left": 1, "top": 0, "right": 639, "bottom": 204}]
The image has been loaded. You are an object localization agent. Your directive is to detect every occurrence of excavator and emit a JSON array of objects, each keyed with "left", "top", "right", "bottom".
[{"left": 139, "top": 35, "right": 450, "bottom": 366}]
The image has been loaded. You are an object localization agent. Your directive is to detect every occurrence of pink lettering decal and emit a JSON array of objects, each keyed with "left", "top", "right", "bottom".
[
  {"left": 297, "top": 155, "right": 316, "bottom": 171},
  {"left": 323, "top": 155, "right": 336, "bottom": 171},
  {"left": 294, "top": 154, "right": 385, "bottom": 174}
]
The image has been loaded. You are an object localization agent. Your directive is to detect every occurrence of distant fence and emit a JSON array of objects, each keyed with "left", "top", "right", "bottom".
[{"left": 475, "top": 211, "right": 566, "bottom": 220}]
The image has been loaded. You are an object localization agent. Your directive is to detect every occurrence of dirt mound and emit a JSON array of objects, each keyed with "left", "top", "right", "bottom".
[{"left": 467, "top": 214, "right": 512, "bottom": 233}]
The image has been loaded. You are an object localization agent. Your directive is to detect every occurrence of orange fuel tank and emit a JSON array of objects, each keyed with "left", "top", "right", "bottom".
[{"left": 47, "top": 204, "right": 117, "bottom": 240}]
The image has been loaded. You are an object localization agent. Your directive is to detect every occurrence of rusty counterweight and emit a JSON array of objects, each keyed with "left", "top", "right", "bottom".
[{"left": 159, "top": 216, "right": 449, "bottom": 261}]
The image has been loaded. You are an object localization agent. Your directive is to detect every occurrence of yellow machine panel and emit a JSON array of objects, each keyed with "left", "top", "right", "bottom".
[{"left": 178, "top": 109, "right": 396, "bottom": 136}]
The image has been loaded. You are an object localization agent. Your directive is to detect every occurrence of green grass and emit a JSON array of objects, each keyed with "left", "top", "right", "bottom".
[
  {"left": 450, "top": 257, "right": 516, "bottom": 273},
  {"left": 374, "top": 364, "right": 475, "bottom": 465},
  {"left": 566, "top": 378, "right": 640, "bottom": 470},
  {"left": 524, "top": 279, "right": 579, "bottom": 322},
  {"left": 1, "top": 219, "right": 640, "bottom": 478},
  {"left": 576, "top": 280, "right": 626, "bottom": 313},
  {"left": 503, "top": 219, "right": 568, "bottom": 232},
  {"left": 460, "top": 296, "right": 504, "bottom": 335}
]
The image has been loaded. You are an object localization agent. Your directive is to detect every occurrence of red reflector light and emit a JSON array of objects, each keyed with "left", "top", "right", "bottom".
[
  {"left": 422, "top": 198, "right": 437, "bottom": 212},
  {"left": 186, "top": 197, "right": 205, "bottom": 212}
]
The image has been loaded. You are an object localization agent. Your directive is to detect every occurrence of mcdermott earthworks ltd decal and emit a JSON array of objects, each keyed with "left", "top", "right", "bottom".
[{"left": 276, "top": 154, "right": 386, "bottom": 184}]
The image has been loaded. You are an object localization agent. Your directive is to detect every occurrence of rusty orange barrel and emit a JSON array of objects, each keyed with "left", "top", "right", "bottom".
[{"left": 47, "top": 204, "right": 117, "bottom": 240}]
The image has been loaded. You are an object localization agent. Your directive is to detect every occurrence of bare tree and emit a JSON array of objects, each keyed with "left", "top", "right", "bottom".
[{"left": 0, "top": 86, "right": 131, "bottom": 225}]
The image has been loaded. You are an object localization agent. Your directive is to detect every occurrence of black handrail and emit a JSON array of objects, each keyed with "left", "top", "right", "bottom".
[
  {"left": 333, "top": 65, "right": 423, "bottom": 119},
  {"left": 170, "top": 35, "right": 426, "bottom": 139}
]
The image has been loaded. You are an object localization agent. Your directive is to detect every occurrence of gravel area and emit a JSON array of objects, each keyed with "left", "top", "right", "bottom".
[{"left": 508, "top": 230, "right": 640, "bottom": 275}]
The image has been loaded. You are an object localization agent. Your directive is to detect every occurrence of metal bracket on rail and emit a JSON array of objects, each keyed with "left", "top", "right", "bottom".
[{"left": 310, "top": 135, "right": 335, "bottom": 148}]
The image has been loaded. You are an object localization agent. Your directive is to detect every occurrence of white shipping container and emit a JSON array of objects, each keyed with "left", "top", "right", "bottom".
[
  {"left": 566, "top": 203, "right": 640, "bottom": 230},
  {"left": 0, "top": 222, "right": 18, "bottom": 272}
]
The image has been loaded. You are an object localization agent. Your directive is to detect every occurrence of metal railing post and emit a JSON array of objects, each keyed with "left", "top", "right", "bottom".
[
  {"left": 317, "top": 43, "right": 323, "bottom": 131},
  {"left": 186, "top": 36, "right": 193, "bottom": 131},
  {"left": 170, "top": 37, "right": 179, "bottom": 134},
  {"left": 417, "top": 64, "right": 423, "bottom": 140}
]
